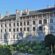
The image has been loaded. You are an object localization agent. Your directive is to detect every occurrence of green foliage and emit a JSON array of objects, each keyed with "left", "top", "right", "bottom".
[
  {"left": 44, "top": 34, "right": 55, "bottom": 47},
  {"left": 44, "top": 34, "right": 55, "bottom": 55},
  {"left": 16, "top": 41, "right": 46, "bottom": 54},
  {"left": 0, "top": 35, "right": 55, "bottom": 55},
  {"left": 0, "top": 45, "right": 12, "bottom": 55}
]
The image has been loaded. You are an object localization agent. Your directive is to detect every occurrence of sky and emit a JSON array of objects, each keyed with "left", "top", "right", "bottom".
[{"left": 0, "top": 0, "right": 54, "bottom": 16}]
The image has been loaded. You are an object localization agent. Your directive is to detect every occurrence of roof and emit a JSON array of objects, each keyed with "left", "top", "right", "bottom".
[
  {"left": 29, "top": 7, "right": 55, "bottom": 15},
  {"left": 0, "top": 14, "right": 16, "bottom": 21},
  {"left": 0, "top": 7, "right": 55, "bottom": 21}
]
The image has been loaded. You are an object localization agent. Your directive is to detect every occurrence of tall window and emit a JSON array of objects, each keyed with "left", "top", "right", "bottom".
[
  {"left": 14, "top": 23, "right": 15, "bottom": 26},
  {"left": 24, "top": 27, "right": 26, "bottom": 31},
  {"left": 50, "top": 19, "right": 53, "bottom": 23},
  {"left": 1, "top": 29, "right": 2, "bottom": 32},
  {"left": 32, "top": 15, "right": 35, "bottom": 18},
  {"left": 20, "top": 22, "right": 22, "bottom": 26},
  {"left": 24, "top": 22, "right": 26, "bottom": 25},
  {"left": 9, "top": 23, "right": 11, "bottom": 27},
  {"left": 27, "top": 21, "right": 29, "bottom": 25},
  {"left": 27, "top": 27, "right": 29, "bottom": 31},
  {"left": 20, "top": 17, "right": 22, "bottom": 20},
  {"left": 39, "top": 26, "right": 42, "bottom": 31},
  {"left": 1, "top": 24, "right": 2, "bottom": 27},
  {"left": 50, "top": 26, "right": 53, "bottom": 30},
  {"left": 13, "top": 34, "right": 15, "bottom": 39},
  {"left": 17, "top": 23, "right": 19, "bottom": 26},
  {"left": 44, "top": 19, "right": 47, "bottom": 24},
  {"left": 33, "top": 21, "right": 35, "bottom": 25},
  {"left": 13, "top": 29, "right": 15, "bottom": 32},
  {"left": 5, "top": 24, "right": 7, "bottom": 27},
  {"left": 33, "top": 27, "right": 35, "bottom": 31},
  {"left": 9, "top": 29, "right": 11, "bottom": 32},
  {"left": 20, "top": 28, "right": 22, "bottom": 31},
  {"left": 5, "top": 29, "right": 6, "bottom": 32},
  {"left": 39, "top": 20, "right": 42, "bottom": 24},
  {"left": 17, "top": 28, "right": 19, "bottom": 31}
]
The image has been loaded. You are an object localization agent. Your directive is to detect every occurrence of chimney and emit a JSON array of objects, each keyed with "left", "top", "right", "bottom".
[
  {"left": 23, "top": 9, "right": 29, "bottom": 15},
  {"left": 16, "top": 9, "right": 19, "bottom": 14},
  {"left": 16, "top": 9, "right": 22, "bottom": 16}
]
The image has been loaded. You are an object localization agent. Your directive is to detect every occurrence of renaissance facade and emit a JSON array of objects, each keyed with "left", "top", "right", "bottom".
[{"left": 0, "top": 7, "right": 55, "bottom": 45}]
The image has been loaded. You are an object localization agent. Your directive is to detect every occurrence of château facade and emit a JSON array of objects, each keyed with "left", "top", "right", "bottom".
[{"left": 0, "top": 7, "right": 55, "bottom": 45}]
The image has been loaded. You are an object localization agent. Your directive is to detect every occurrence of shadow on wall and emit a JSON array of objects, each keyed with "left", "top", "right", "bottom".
[{"left": 17, "top": 31, "right": 45, "bottom": 42}]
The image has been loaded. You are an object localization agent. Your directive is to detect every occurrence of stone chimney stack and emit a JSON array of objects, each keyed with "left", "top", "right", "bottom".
[
  {"left": 16, "top": 9, "right": 22, "bottom": 20},
  {"left": 16, "top": 9, "right": 22, "bottom": 16},
  {"left": 25, "top": 9, "right": 29, "bottom": 15},
  {"left": 23, "top": 9, "right": 29, "bottom": 15}
]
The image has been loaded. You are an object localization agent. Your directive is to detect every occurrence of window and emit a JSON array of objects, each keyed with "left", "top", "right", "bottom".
[
  {"left": 26, "top": 16, "right": 29, "bottom": 19},
  {"left": 43, "top": 14, "right": 46, "bottom": 17},
  {"left": 20, "top": 17, "right": 22, "bottom": 20},
  {"left": 13, "top": 29, "right": 15, "bottom": 32},
  {"left": 1, "top": 29, "right": 2, "bottom": 32},
  {"left": 17, "top": 23, "right": 19, "bottom": 26},
  {"left": 9, "top": 19, "right": 11, "bottom": 21},
  {"left": 38, "top": 15, "right": 41, "bottom": 17},
  {"left": 32, "top": 15, "right": 35, "bottom": 18},
  {"left": 20, "top": 28, "right": 22, "bottom": 31},
  {"left": 27, "top": 21, "right": 29, "bottom": 25},
  {"left": 44, "top": 19, "right": 47, "bottom": 24},
  {"left": 39, "top": 20, "right": 42, "bottom": 24},
  {"left": 33, "top": 21, "right": 35, "bottom": 25},
  {"left": 50, "top": 26, "right": 53, "bottom": 30},
  {"left": 24, "top": 27, "right": 26, "bottom": 31},
  {"left": 13, "top": 34, "right": 15, "bottom": 39},
  {"left": 14, "top": 23, "right": 15, "bottom": 26},
  {"left": 1, "top": 24, "right": 2, "bottom": 27},
  {"left": 9, "top": 29, "right": 11, "bottom": 32},
  {"left": 50, "top": 19, "right": 53, "bottom": 23},
  {"left": 5, "top": 24, "right": 7, "bottom": 27},
  {"left": 27, "top": 27, "right": 29, "bottom": 31},
  {"left": 33, "top": 27, "right": 35, "bottom": 31},
  {"left": 9, "top": 23, "right": 11, "bottom": 27},
  {"left": 5, "top": 29, "right": 6, "bottom": 32},
  {"left": 17, "top": 28, "right": 18, "bottom": 31},
  {"left": 20, "top": 22, "right": 22, "bottom": 26},
  {"left": 24, "top": 22, "right": 26, "bottom": 25},
  {"left": 39, "top": 26, "right": 42, "bottom": 30}
]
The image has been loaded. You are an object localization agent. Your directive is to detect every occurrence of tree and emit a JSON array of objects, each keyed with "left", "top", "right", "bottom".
[
  {"left": 44, "top": 34, "right": 55, "bottom": 55},
  {"left": 0, "top": 45, "right": 12, "bottom": 55}
]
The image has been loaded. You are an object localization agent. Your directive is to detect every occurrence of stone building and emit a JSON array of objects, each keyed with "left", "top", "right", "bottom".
[{"left": 0, "top": 7, "right": 55, "bottom": 44}]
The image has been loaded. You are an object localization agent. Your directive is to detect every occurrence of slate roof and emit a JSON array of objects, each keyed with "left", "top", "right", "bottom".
[
  {"left": 0, "top": 14, "right": 16, "bottom": 21},
  {"left": 0, "top": 7, "right": 55, "bottom": 21},
  {"left": 29, "top": 7, "right": 55, "bottom": 15}
]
